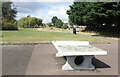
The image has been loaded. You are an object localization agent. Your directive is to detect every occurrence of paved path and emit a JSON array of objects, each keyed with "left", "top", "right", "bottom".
[
  {"left": 2, "top": 38, "right": 118, "bottom": 75},
  {"left": 2, "top": 45, "right": 35, "bottom": 75},
  {"left": 25, "top": 42, "right": 118, "bottom": 75}
]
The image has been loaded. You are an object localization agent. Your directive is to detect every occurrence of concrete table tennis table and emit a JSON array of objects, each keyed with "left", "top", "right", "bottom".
[{"left": 52, "top": 41, "right": 107, "bottom": 70}]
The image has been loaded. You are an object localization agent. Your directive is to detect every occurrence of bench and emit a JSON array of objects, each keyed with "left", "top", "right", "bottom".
[{"left": 52, "top": 41, "right": 107, "bottom": 70}]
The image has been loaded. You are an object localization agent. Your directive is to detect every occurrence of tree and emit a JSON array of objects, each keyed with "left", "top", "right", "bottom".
[
  {"left": 67, "top": 2, "right": 100, "bottom": 26},
  {"left": 2, "top": 2, "right": 17, "bottom": 21},
  {"left": 51, "top": 16, "right": 58, "bottom": 25},
  {"left": 67, "top": 2, "right": 120, "bottom": 33},
  {"left": 55, "top": 19, "right": 63, "bottom": 28},
  {"left": 61, "top": 24, "right": 68, "bottom": 29},
  {"left": 17, "top": 16, "right": 42, "bottom": 28},
  {"left": 2, "top": 1, "right": 18, "bottom": 30}
]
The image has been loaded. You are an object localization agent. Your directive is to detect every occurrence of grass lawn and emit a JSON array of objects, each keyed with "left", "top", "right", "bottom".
[{"left": 2, "top": 28, "right": 110, "bottom": 43}]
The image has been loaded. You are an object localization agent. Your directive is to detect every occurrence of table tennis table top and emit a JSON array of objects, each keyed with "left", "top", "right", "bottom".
[{"left": 52, "top": 41, "right": 107, "bottom": 56}]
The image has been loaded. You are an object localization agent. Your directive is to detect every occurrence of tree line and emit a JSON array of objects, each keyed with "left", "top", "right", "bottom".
[
  {"left": 51, "top": 16, "right": 63, "bottom": 28},
  {"left": 51, "top": 16, "right": 68, "bottom": 29},
  {"left": 1, "top": 1, "right": 43, "bottom": 30},
  {"left": 2, "top": 1, "right": 120, "bottom": 35},
  {"left": 17, "top": 15, "right": 42, "bottom": 28},
  {"left": 67, "top": 2, "right": 120, "bottom": 34},
  {"left": 2, "top": 2, "right": 18, "bottom": 30}
]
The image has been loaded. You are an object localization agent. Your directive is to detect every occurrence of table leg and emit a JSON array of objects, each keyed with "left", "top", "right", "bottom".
[
  {"left": 56, "top": 52, "right": 63, "bottom": 57},
  {"left": 62, "top": 56, "right": 76, "bottom": 70},
  {"left": 62, "top": 56, "right": 95, "bottom": 70}
]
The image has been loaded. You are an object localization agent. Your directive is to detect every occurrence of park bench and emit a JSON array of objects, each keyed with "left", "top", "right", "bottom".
[{"left": 52, "top": 41, "right": 107, "bottom": 70}]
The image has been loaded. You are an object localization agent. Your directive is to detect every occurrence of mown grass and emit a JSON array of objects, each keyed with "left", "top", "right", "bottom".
[{"left": 1, "top": 28, "right": 110, "bottom": 43}]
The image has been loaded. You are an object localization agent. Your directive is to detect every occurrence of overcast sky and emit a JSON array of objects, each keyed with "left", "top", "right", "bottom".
[{"left": 12, "top": 0, "right": 74, "bottom": 23}]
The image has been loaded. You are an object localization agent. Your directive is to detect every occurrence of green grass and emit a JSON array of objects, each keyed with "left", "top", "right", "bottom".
[{"left": 1, "top": 28, "right": 110, "bottom": 43}]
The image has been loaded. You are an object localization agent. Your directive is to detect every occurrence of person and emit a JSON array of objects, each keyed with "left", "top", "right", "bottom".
[{"left": 73, "top": 27, "right": 76, "bottom": 34}]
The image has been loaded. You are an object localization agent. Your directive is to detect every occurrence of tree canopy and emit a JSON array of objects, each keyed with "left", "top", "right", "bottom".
[
  {"left": 2, "top": 1, "right": 18, "bottom": 30},
  {"left": 67, "top": 2, "right": 120, "bottom": 33},
  {"left": 17, "top": 16, "right": 42, "bottom": 28},
  {"left": 51, "top": 16, "right": 64, "bottom": 28},
  {"left": 55, "top": 19, "right": 63, "bottom": 28},
  {"left": 51, "top": 16, "right": 58, "bottom": 25},
  {"left": 2, "top": 2, "right": 17, "bottom": 21}
]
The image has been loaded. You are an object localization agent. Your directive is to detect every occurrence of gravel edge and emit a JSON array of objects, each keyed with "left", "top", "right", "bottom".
[
  {"left": 0, "top": 42, "right": 111, "bottom": 45},
  {"left": 1, "top": 42, "right": 52, "bottom": 45}
]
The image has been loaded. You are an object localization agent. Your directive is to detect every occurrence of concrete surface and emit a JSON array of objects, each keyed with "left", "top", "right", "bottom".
[
  {"left": 2, "top": 39, "right": 118, "bottom": 75},
  {"left": 25, "top": 41, "right": 118, "bottom": 75},
  {"left": 2, "top": 45, "right": 35, "bottom": 75}
]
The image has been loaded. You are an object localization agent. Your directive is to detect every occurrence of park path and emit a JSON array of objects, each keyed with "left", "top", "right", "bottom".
[{"left": 25, "top": 36, "right": 118, "bottom": 75}]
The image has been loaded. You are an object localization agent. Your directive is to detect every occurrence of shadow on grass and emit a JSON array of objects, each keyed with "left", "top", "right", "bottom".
[
  {"left": 82, "top": 29, "right": 120, "bottom": 38},
  {"left": 2, "top": 29, "right": 19, "bottom": 31},
  {"left": 97, "top": 31, "right": 120, "bottom": 38}
]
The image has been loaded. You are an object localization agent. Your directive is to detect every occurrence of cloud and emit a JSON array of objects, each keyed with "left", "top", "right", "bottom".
[
  {"left": 11, "top": 0, "right": 73, "bottom": 2},
  {"left": 46, "top": 5, "right": 70, "bottom": 23},
  {"left": 14, "top": 2, "right": 44, "bottom": 13},
  {"left": 14, "top": 2, "right": 72, "bottom": 23}
]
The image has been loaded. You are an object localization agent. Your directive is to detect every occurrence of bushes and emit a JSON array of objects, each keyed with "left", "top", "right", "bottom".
[
  {"left": 2, "top": 18, "right": 18, "bottom": 30},
  {"left": 2, "top": 23, "right": 18, "bottom": 30},
  {"left": 61, "top": 24, "right": 68, "bottom": 29},
  {"left": 17, "top": 16, "right": 42, "bottom": 28}
]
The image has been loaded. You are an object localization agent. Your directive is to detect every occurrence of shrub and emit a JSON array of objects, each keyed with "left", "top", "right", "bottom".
[
  {"left": 2, "top": 23, "right": 18, "bottom": 30},
  {"left": 17, "top": 16, "right": 42, "bottom": 28},
  {"left": 61, "top": 24, "right": 68, "bottom": 29}
]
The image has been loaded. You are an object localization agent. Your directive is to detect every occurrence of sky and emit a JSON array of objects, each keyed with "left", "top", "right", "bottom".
[{"left": 12, "top": 0, "right": 74, "bottom": 23}]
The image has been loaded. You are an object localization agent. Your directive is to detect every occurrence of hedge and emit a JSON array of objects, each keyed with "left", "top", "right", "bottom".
[{"left": 2, "top": 23, "right": 18, "bottom": 30}]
